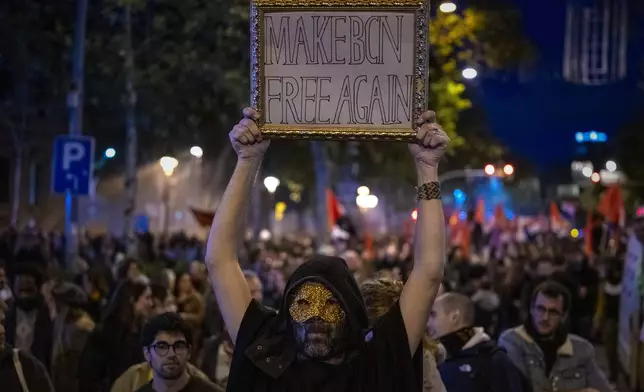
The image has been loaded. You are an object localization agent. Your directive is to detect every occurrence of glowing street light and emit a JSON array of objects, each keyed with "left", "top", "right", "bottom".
[
  {"left": 462, "top": 67, "right": 478, "bottom": 80},
  {"left": 411, "top": 209, "right": 418, "bottom": 221},
  {"left": 591, "top": 172, "right": 601, "bottom": 183},
  {"left": 484, "top": 164, "right": 495, "bottom": 176},
  {"left": 582, "top": 167, "right": 593, "bottom": 178},
  {"left": 104, "top": 147, "right": 116, "bottom": 159},
  {"left": 503, "top": 164, "right": 514, "bottom": 176},
  {"left": 357, "top": 186, "right": 370, "bottom": 196},
  {"left": 439, "top": 2, "right": 457, "bottom": 13},
  {"left": 356, "top": 194, "right": 379, "bottom": 209},
  {"left": 159, "top": 156, "right": 178, "bottom": 177},
  {"left": 606, "top": 160, "right": 617, "bottom": 172},
  {"left": 190, "top": 146, "right": 203, "bottom": 158},
  {"left": 264, "top": 176, "right": 280, "bottom": 193}
]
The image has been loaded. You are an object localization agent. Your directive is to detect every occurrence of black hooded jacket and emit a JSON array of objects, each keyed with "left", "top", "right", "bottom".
[{"left": 226, "top": 255, "right": 421, "bottom": 392}]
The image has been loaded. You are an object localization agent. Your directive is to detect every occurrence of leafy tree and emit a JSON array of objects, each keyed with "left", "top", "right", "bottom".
[{"left": 0, "top": 0, "right": 74, "bottom": 225}]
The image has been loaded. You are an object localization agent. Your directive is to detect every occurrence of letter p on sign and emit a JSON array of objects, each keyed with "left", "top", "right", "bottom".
[{"left": 63, "top": 142, "right": 85, "bottom": 170}]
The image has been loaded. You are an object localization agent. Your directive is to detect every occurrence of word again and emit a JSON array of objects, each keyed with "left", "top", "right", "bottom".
[
  {"left": 265, "top": 74, "right": 413, "bottom": 125},
  {"left": 264, "top": 14, "right": 409, "bottom": 66}
]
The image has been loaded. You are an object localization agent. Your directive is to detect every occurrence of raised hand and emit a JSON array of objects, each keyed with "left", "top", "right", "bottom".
[
  {"left": 229, "top": 107, "right": 270, "bottom": 161},
  {"left": 408, "top": 110, "right": 450, "bottom": 167}
]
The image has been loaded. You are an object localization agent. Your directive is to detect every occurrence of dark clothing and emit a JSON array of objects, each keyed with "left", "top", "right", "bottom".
[
  {"left": 524, "top": 320, "right": 568, "bottom": 377},
  {"left": 135, "top": 376, "right": 221, "bottom": 392},
  {"left": 438, "top": 339, "right": 526, "bottom": 392},
  {"left": 0, "top": 346, "right": 55, "bottom": 392},
  {"left": 78, "top": 324, "right": 144, "bottom": 392},
  {"left": 4, "top": 304, "right": 53, "bottom": 370},
  {"left": 227, "top": 255, "right": 421, "bottom": 392}
]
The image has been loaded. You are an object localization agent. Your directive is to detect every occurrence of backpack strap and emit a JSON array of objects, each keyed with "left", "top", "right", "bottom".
[{"left": 12, "top": 349, "right": 31, "bottom": 392}]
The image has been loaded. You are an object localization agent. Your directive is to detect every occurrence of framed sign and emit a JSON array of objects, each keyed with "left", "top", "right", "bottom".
[{"left": 250, "top": 0, "right": 430, "bottom": 141}]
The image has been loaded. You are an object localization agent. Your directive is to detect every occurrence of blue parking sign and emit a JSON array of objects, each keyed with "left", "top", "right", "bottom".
[{"left": 52, "top": 135, "right": 95, "bottom": 195}]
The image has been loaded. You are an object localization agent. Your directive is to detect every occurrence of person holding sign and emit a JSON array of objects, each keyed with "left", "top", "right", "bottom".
[{"left": 205, "top": 107, "right": 448, "bottom": 391}]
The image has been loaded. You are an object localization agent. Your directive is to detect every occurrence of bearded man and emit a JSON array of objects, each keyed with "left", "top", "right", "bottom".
[{"left": 206, "top": 107, "right": 449, "bottom": 391}]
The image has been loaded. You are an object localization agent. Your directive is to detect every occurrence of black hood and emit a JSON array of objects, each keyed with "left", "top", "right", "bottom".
[
  {"left": 280, "top": 255, "right": 369, "bottom": 339},
  {"left": 242, "top": 255, "right": 370, "bottom": 380}
]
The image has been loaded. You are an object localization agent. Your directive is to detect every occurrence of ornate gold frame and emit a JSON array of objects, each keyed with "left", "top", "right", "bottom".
[{"left": 250, "top": 0, "right": 430, "bottom": 141}]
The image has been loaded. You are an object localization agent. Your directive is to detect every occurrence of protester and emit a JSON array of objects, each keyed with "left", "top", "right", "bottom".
[
  {"left": 0, "top": 261, "right": 13, "bottom": 306},
  {"left": 205, "top": 107, "right": 448, "bottom": 391},
  {"left": 499, "top": 280, "right": 612, "bottom": 392},
  {"left": 595, "top": 257, "right": 623, "bottom": 385},
  {"left": 50, "top": 281, "right": 96, "bottom": 392},
  {"left": 79, "top": 280, "right": 154, "bottom": 392},
  {"left": 0, "top": 298, "right": 55, "bottom": 392},
  {"left": 135, "top": 312, "right": 219, "bottom": 391},
  {"left": 4, "top": 263, "right": 53, "bottom": 370},
  {"left": 361, "top": 278, "right": 446, "bottom": 392},
  {"left": 428, "top": 292, "right": 526, "bottom": 392}
]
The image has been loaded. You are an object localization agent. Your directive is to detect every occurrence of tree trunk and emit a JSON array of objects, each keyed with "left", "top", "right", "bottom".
[
  {"left": 310, "top": 141, "right": 330, "bottom": 244},
  {"left": 10, "top": 135, "right": 22, "bottom": 227},
  {"left": 123, "top": 4, "right": 138, "bottom": 255}
]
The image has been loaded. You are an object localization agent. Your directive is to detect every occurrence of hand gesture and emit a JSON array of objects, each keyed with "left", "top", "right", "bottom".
[
  {"left": 408, "top": 110, "right": 450, "bottom": 167},
  {"left": 230, "top": 107, "right": 270, "bottom": 161}
]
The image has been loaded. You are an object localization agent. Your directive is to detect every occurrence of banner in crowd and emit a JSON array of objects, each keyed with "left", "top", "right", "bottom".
[{"left": 618, "top": 233, "right": 643, "bottom": 376}]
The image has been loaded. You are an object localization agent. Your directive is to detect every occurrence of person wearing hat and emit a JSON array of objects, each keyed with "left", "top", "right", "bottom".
[{"left": 50, "top": 281, "right": 96, "bottom": 392}]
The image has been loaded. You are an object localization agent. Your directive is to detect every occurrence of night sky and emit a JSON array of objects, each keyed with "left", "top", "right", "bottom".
[{"left": 474, "top": 0, "right": 643, "bottom": 169}]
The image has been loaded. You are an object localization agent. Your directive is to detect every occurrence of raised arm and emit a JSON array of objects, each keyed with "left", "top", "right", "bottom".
[
  {"left": 399, "top": 110, "right": 449, "bottom": 354},
  {"left": 205, "top": 108, "right": 269, "bottom": 343}
]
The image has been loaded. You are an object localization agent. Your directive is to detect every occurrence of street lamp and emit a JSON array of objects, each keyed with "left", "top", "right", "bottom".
[
  {"left": 439, "top": 2, "right": 457, "bottom": 13},
  {"left": 357, "top": 186, "right": 370, "bottom": 196},
  {"left": 159, "top": 156, "right": 178, "bottom": 238},
  {"left": 484, "top": 164, "right": 495, "bottom": 176},
  {"left": 503, "top": 164, "right": 514, "bottom": 176},
  {"left": 462, "top": 67, "right": 478, "bottom": 80},
  {"left": 606, "top": 160, "right": 617, "bottom": 172},
  {"left": 264, "top": 176, "right": 280, "bottom": 193},
  {"left": 591, "top": 172, "right": 601, "bottom": 183},
  {"left": 190, "top": 146, "right": 203, "bottom": 158},
  {"left": 104, "top": 147, "right": 116, "bottom": 159},
  {"left": 582, "top": 167, "right": 593, "bottom": 178},
  {"left": 356, "top": 194, "right": 378, "bottom": 209},
  {"left": 159, "top": 156, "right": 178, "bottom": 177}
]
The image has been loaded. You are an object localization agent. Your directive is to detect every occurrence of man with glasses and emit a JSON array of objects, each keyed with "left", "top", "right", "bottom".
[
  {"left": 499, "top": 280, "right": 612, "bottom": 392},
  {"left": 135, "top": 313, "right": 218, "bottom": 392}
]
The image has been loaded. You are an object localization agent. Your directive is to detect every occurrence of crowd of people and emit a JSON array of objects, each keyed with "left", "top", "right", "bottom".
[{"left": 0, "top": 109, "right": 624, "bottom": 392}]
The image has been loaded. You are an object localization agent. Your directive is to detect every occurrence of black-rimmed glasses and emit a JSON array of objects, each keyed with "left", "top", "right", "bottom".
[
  {"left": 149, "top": 341, "right": 190, "bottom": 356},
  {"left": 533, "top": 305, "right": 563, "bottom": 319}
]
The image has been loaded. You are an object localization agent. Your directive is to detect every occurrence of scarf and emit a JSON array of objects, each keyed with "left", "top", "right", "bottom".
[
  {"left": 439, "top": 326, "right": 476, "bottom": 358},
  {"left": 524, "top": 318, "right": 567, "bottom": 375}
]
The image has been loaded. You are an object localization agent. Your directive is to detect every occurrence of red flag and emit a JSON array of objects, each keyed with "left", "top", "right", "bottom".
[
  {"left": 494, "top": 204, "right": 506, "bottom": 228},
  {"left": 597, "top": 186, "right": 623, "bottom": 224},
  {"left": 191, "top": 207, "right": 215, "bottom": 228},
  {"left": 474, "top": 199, "right": 485, "bottom": 224},
  {"left": 326, "top": 189, "right": 341, "bottom": 230},
  {"left": 550, "top": 201, "right": 563, "bottom": 225}
]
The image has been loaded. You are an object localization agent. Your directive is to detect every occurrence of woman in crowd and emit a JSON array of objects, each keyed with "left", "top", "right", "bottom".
[
  {"left": 78, "top": 280, "right": 153, "bottom": 392},
  {"left": 175, "top": 272, "right": 205, "bottom": 354},
  {"left": 360, "top": 278, "right": 446, "bottom": 392}
]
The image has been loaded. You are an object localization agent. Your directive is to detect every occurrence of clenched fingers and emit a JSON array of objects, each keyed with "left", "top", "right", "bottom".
[
  {"left": 416, "top": 123, "right": 446, "bottom": 148},
  {"left": 415, "top": 110, "right": 436, "bottom": 125},
  {"left": 243, "top": 107, "right": 260, "bottom": 121}
]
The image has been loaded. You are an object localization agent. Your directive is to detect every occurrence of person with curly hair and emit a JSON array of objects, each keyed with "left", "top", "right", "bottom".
[{"left": 361, "top": 278, "right": 446, "bottom": 392}]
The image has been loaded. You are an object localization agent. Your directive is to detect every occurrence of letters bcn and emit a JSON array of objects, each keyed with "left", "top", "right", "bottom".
[{"left": 263, "top": 12, "right": 415, "bottom": 127}]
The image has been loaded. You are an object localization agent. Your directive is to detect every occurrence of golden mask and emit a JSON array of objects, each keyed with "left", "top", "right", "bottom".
[{"left": 289, "top": 282, "right": 345, "bottom": 324}]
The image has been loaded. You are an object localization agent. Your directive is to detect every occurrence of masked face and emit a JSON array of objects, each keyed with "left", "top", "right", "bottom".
[{"left": 289, "top": 282, "right": 347, "bottom": 360}]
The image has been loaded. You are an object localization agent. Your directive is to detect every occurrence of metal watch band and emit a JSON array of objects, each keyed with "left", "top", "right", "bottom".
[{"left": 416, "top": 182, "right": 441, "bottom": 201}]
